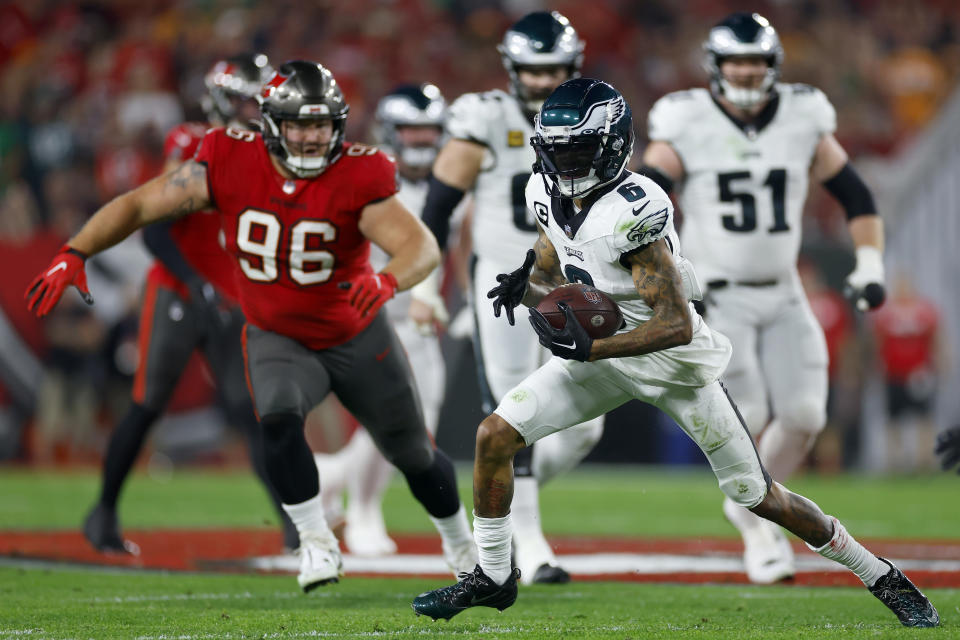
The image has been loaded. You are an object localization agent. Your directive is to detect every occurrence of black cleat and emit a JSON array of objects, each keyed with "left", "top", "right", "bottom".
[
  {"left": 412, "top": 565, "right": 520, "bottom": 621},
  {"left": 532, "top": 563, "right": 571, "bottom": 584},
  {"left": 83, "top": 504, "right": 138, "bottom": 555},
  {"left": 868, "top": 557, "right": 939, "bottom": 627}
]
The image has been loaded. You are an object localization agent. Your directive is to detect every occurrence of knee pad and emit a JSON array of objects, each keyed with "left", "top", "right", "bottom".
[{"left": 776, "top": 398, "right": 827, "bottom": 437}]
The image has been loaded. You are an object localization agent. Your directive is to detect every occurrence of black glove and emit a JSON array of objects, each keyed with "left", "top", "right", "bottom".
[
  {"left": 528, "top": 302, "right": 593, "bottom": 362},
  {"left": 487, "top": 249, "right": 535, "bottom": 326},
  {"left": 935, "top": 426, "right": 960, "bottom": 474}
]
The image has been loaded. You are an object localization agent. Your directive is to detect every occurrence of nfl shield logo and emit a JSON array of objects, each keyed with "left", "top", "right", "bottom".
[{"left": 583, "top": 289, "right": 602, "bottom": 304}]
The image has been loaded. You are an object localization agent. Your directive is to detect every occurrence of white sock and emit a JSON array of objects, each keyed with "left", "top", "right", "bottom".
[
  {"left": 511, "top": 476, "right": 556, "bottom": 572},
  {"left": 429, "top": 504, "right": 473, "bottom": 551},
  {"left": 473, "top": 512, "right": 513, "bottom": 585},
  {"left": 282, "top": 493, "right": 335, "bottom": 543},
  {"left": 806, "top": 516, "right": 889, "bottom": 587},
  {"left": 511, "top": 477, "right": 543, "bottom": 538}
]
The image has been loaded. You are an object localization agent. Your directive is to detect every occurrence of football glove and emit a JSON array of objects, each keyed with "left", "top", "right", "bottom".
[
  {"left": 25, "top": 244, "right": 94, "bottom": 317},
  {"left": 528, "top": 302, "right": 593, "bottom": 362},
  {"left": 409, "top": 268, "right": 449, "bottom": 335},
  {"left": 845, "top": 246, "right": 885, "bottom": 311},
  {"left": 935, "top": 426, "right": 960, "bottom": 474},
  {"left": 488, "top": 249, "right": 535, "bottom": 326},
  {"left": 342, "top": 271, "right": 398, "bottom": 318}
]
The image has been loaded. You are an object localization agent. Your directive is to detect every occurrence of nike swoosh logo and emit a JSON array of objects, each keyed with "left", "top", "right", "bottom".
[
  {"left": 46, "top": 262, "right": 67, "bottom": 276},
  {"left": 553, "top": 338, "right": 577, "bottom": 351},
  {"left": 631, "top": 201, "right": 650, "bottom": 216}
]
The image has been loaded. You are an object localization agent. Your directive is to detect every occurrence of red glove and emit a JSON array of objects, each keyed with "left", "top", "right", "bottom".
[
  {"left": 343, "top": 271, "right": 398, "bottom": 318},
  {"left": 25, "top": 244, "right": 94, "bottom": 317}
]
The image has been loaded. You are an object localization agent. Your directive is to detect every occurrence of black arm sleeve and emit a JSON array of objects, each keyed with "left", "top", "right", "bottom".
[
  {"left": 142, "top": 220, "right": 203, "bottom": 286},
  {"left": 823, "top": 163, "right": 877, "bottom": 220},
  {"left": 639, "top": 165, "right": 674, "bottom": 195},
  {"left": 421, "top": 174, "right": 466, "bottom": 250}
]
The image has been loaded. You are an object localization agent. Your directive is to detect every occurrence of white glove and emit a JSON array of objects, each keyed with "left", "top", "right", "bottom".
[
  {"left": 845, "top": 246, "right": 886, "bottom": 311},
  {"left": 409, "top": 268, "right": 449, "bottom": 335}
]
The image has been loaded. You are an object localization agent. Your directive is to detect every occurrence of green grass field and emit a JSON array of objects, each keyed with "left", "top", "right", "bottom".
[{"left": 2, "top": 465, "right": 958, "bottom": 638}]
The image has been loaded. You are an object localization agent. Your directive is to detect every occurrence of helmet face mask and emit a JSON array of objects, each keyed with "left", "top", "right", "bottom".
[
  {"left": 497, "top": 11, "right": 585, "bottom": 116},
  {"left": 531, "top": 78, "right": 633, "bottom": 199},
  {"left": 202, "top": 53, "right": 272, "bottom": 128},
  {"left": 703, "top": 12, "right": 783, "bottom": 109},
  {"left": 260, "top": 60, "right": 349, "bottom": 178},
  {"left": 373, "top": 84, "right": 446, "bottom": 180}
]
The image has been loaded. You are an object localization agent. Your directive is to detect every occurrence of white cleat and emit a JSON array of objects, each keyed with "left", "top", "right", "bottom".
[
  {"left": 296, "top": 532, "right": 344, "bottom": 593},
  {"left": 741, "top": 520, "right": 795, "bottom": 584},
  {"left": 442, "top": 539, "right": 479, "bottom": 577},
  {"left": 344, "top": 518, "right": 397, "bottom": 557}
]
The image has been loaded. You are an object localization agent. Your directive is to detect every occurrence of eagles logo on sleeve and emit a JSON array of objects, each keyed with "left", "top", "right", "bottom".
[{"left": 626, "top": 206, "right": 669, "bottom": 245}]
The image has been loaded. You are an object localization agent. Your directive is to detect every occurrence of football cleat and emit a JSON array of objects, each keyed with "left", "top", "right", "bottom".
[
  {"left": 344, "top": 514, "right": 397, "bottom": 557},
  {"left": 412, "top": 565, "right": 520, "bottom": 621},
  {"left": 868, "top": 558, "right": 939, "bottom": 627},
  {"left": 83, "top": 504, "right": 139, "bottom": 556},
  {"left": 531, "top": 563, "right": 571, "bottom": 584},
  {"left": 724, "top": 498, "right": 794, "bottom": 584},
  {"left": 296, "top": 532, "right": 344, "bottom": 593}
]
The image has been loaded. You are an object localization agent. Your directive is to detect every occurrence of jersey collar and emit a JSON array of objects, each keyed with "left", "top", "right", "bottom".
[
  {"left": 711, "top": 90, "right": 780, "bottom": 139},
  {"left": 549, "top": 173, "right": 629, "bottom": 240}
]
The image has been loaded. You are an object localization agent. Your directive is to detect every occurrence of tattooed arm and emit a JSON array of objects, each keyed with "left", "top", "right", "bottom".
[
  {"left": 521, "top": 225, "right": 567, "bottom": 307},
  {"left": 68, "top": 160, "right": 211, "bottom": 257},
  {"left": 588, "top": 238, "right": 692, "bottom": 361}
]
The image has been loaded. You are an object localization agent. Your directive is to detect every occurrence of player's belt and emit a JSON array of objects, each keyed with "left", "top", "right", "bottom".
[{"left": 707, "top": 279, "right": 778, "bottom": 289}]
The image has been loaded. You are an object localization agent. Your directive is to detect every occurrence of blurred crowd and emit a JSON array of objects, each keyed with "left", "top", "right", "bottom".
[{"left": 0, "top": 0, "right": 956, "bottom": 469}]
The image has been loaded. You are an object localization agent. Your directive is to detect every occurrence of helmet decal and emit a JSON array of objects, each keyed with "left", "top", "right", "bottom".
[
  {"left": 531, "top": 78, "right": 634, "bottom": 199},
  {"left": 497, "top": 11, "right": 585, "bottom": 116},
  {"left": 260, "top": 60, "right": 350, "bottom": 178},
  {"left": 703, "top": 12, "right": 783, "bottom": 109}
]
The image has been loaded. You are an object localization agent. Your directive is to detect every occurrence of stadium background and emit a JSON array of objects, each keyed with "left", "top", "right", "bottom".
[{"left": 0, "top": 0, "right": 958, "bottom": 475}]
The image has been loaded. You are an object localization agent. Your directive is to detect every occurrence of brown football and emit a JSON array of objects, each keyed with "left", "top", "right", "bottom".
[{"left": 535, "top": 283, "right": 623, "bottom": 339}]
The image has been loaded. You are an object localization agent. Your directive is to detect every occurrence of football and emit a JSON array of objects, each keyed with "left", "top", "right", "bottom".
[{"left": 535, "top": 283, "right": 623, "bottom": 339}]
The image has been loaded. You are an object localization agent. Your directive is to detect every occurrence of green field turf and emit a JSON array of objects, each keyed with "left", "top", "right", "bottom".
[
  {"left": 1, "top": 465, "right": 958, "bottom": 638},
  {"left": 2, "top": 465, "right": 959, "bottom": 538},
  {"left": 2, "top": 567, "right": 956, "bottom": 639}
]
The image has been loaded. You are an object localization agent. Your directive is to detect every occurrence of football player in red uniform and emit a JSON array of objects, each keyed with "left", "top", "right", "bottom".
[
  {"left": 26, "top": 60, "right": 476, "bottom": 592},
  {"left": 80, "top": 53, "right": 298, "bottom": 556}
]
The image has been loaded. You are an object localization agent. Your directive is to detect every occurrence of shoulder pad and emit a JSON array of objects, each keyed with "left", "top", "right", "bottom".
[
  {"left": 447, "top": 92, "right": 501, "bottom": 145},
  {"left": 783, "top": 83, "right": 836, "bottom": 135},
  {"left": 647, "top": 89, "right": 708, "bottom": 142},
  {"left": 608, "top": 175, "right": 674, "bottom": 253}
]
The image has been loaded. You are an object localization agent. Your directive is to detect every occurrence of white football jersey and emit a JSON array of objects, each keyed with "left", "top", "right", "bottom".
[
  {"left": 648, "top": 84, "right": 836, "bottom": 282},
  {"left": 447, "top": 89, "right": 538, "bottom": 265},
  {"left": 526, "top": 170, "right": 731, "bottom": 387},
  {"left": 526, "top": 171, "right": 677, "bottom": 328}
]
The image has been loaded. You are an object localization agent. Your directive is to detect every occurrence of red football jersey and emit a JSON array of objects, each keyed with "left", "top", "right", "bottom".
[
  {"left": 146, "top": 122, "right": 239, "bottom": 303},
  {"left": 195, "top": 127, "right": 400, "bottom": 349},
  {"left": 872, "top": 297, "right": 940, "bottom": 383}
]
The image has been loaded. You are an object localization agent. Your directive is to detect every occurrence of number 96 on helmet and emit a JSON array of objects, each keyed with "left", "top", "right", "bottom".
[{"left": 535, "top": 283, "right": 623, "bottom": 339}]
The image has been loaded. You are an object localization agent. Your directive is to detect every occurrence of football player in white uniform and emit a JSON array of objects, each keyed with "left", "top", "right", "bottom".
[
  {"left": 421, "top": 11, "right": 603, "bottom": 584},
  {"left": 312, "top": 84, "right": 473, "bottom": 566},
  {"left": 640, "top": 12, "right": 887, "bottom": 584},
  {"left": 412, "top": 78, "right": 937, "bottom": 629}
]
